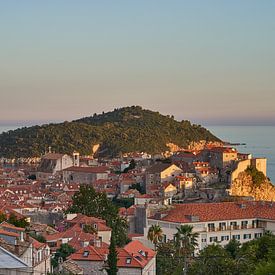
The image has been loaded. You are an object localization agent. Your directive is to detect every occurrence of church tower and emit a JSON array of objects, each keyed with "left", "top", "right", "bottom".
[{"left": 73, "top": 151, "right": 80, "bottom": 167}]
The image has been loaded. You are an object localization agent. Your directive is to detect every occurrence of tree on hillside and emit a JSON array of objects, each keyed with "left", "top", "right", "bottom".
[
  {"left": 188, "top": 244, "right": 235, "bottom": 275},
  {"left": 156, "top": 241, "right": 181, "bottom": 275},
  {"left": 245, "top": 166, "right": 266, "bottom": 186},
  {"left": 51, "top": 243, "right": 75, "bottom": 268},
  {"left": 7, "top": 213, "right": 29, "bottom": 228},
  {"left": 147, "top": 224, "right": 163, "bottom": 250},
  {"left": 225, "top": 239, "right": 240, "bottom": 259},
  {"left": 106, "top": 233, "right": 118, "bottom": 275},
  {"left": 68, "top": 185, "right": 128, "bottom": 247}
]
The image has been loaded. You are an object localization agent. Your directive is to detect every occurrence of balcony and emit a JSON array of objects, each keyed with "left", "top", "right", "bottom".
[{"left": 206, "top": 224, "right": 262, "bottom": 232}]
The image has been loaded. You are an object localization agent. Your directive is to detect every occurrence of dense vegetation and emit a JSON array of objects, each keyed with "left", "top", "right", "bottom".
[
  {"left": 51, "top": 243, "right": 75, "bottom": 268},
  {"left": 67, "top": 185, "right": 128, "bottom": 247},
  {"left": 151, "top": 223, "right": 275, "bottom": 275},
  {"left": 245, "top": 166, "right": 266, "bottom": 187},
  {"left": 0, "top": 106, "right": 220, "bottom": 158},
  {"left": 0, "top": 212, "right": 29, "bottom": 228}
]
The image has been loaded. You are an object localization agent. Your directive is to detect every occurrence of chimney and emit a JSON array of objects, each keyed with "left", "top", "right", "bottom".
[
  {"left": 14, "top": 239, "right": 20, "bottom": 255},
  {"left": 25, "top": 232, "right": 30, "bottom": 242},
  {"left": 145, "top": 251, "right": 148, "bottom": 259},
  {"left": 95, "top": 239, "right": 102, "bottom": 248}
]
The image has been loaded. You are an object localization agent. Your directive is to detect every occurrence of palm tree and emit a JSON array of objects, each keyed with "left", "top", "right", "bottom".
[
  {"left": 147, "top": 224, "right": 163, "bottom": 250},
  {"left": 174, "top": 224, "right": 199, "bottom": 257},
  {"left": 174, "top": 225, "right": 199, "bottom": 275}
]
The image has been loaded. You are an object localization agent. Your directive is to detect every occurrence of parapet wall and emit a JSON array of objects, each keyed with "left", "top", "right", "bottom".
[{"left": 231, "top": 158, "right": 267, "bottom": 184}]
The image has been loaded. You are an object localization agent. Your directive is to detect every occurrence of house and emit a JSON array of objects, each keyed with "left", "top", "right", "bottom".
[
  {"left": 161, "top": 183, "right": 177, "bottom": 198},
  {"left": 63, "top": 166, "right": 110, "bottom": 184},
  {"left": 207, "top": 147, "right": 238, "bottom": 170},
  {"left": 145, "top": 163, "right": 182, "bottom": 192},
  {"left": 61, "top": 260, "right": 84, "bottom": 274},
  {"left": 171, "top": 151, "right": 197, "bottom": 163},
  {"left": 144, "top": 201, "right": 275, "bottom": 253},
  {"left": 45, "top": 214, "right": 112, "bottom": 252},
  {"left": 0, "top": 245, "right": 32, "bottom": 275},
  {"left": 36, "top": 153, "right": 73, "bottom": 180},
  {"left": 175, "top": 176, "right": 194, "bottom": 190},
  {"left": 65, "top": 214, "right": 112, "bottom": 245},
  {"left": 70, "top": 240, "right": 156, "bottom": 275},
  {"left": 0, "top": 222, "right": 51, "bottom": 275}
]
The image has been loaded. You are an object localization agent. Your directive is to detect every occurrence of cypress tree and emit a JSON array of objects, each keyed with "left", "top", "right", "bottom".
[{"left": 106, "top": 233, "right": 118, "bottom": 275}]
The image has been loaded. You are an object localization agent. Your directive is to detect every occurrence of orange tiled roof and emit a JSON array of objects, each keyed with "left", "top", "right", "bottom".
[
  {"left": 0, "top": 221, "right": 25, "bottom": 232},
  {"left": 149, "top": 201, "right": 275, "bottom": 223},
  {"left": 0, "top": 228, "right": 19, "bottom": 237},
  {"left": 63, "top": 166, "right": 109, "bottom": 173}
]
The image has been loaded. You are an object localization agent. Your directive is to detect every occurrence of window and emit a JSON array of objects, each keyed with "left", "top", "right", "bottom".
[
  {"left": 252, "top": 220, "right": 258, "bottom": 228},
  {"left": 241, "top": 221, "right": 248, "bottom": 229},
  {"left": 232, "top": 235, "right": 240, "bottom": 240},
  {"left": 210, "top": 237, "right": 218, "bottom": 243},
  {"left": 139, "top": 250, "right": 146, "bottom": 257},
  {"left": 244, "top": 234, "right": 251, "bottom": 240},
  {"left": 135, "top": 256, "right": 142, "bottom": 261},
  {"left": 201, "top": 238, "right": 207, "bottom": 243},
  {"left": 208, "top": 223, "right": 215, "bottom": 232},
  {"left": 230, "top": 221, "right": 238, "bottom": 229},
  {"left": 83, "top": 251, "right": 89, "bottom": 257},
  {"left": 221, "top": 236, "right": 229, "bottom": 241},
  {"left": 219, "top": 222, "right": 226, "bottom": 230},
  {"left": 254, "top": 233, "right": 262, "bottom": 239},
  {"left": 126, "top": 257, "right": 131, "bottom": 264}
]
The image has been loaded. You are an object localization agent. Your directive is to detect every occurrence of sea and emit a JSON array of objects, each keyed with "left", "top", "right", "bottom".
[{"left": 0, "top": 125, "right": 275, "bottom": 182}]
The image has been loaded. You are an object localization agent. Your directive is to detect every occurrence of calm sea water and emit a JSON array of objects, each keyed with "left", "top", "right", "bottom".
[
  {"left": 1, "top": 125, "right": 275, "bottom": 182},
  {"left": 0, "top": 126, "right": 19, "bottom": 133},
  {"left": 208, "top": 126, "right": 275, "bottom": 183}
]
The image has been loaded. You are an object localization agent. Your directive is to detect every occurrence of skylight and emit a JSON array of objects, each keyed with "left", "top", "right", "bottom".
[
  {"left": 126, "top": 257, "right": 131, "bottom": 264},
  {"left": 83, "top": 251, "right": 89, "bottom": 257}
]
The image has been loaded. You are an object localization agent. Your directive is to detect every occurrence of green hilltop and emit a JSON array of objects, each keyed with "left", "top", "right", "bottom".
[{"left": 0, "top": 106, "right": 220, "bottom": 158}]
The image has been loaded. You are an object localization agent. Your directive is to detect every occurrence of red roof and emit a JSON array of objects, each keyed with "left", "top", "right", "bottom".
[
  {"left": 149, "top": 201, "right": 275, "bottom": 223},
  {"left": 209, "top": 147, "right": 237, "bottom": 153},
  {"left": 70, "top": 240, "right": 155, "bottom": 269},
  {"left": 30, "top": 236, "right": 46, "bottom": 250},
  {"left": 0, "top": 221, "right": 25, "bottom": 232},
  {"left": 117, "top": 240, "right": 155, "bottom": 268},
  {"left": 63, "top": 166, "right": 109, "bottom": 173},
  {"left": 70, "top": 244, "right": 109, "bottom": 261},
  {"left": 43, "top": 153, "right": 66, "bottom": 160},
  {"left": 0, "top": 228, "right": 19, "bottom": 237},
  {"left": 66, "top": 214, "right": 111, "bottom": 231}
]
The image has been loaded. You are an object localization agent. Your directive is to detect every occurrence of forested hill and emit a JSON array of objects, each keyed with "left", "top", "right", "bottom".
[{"left": 0, "top": 106, "right": 220, "bottom": 158}]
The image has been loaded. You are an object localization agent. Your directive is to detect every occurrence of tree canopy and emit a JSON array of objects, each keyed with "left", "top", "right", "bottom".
[
  {"left": 67, "top": 185, "right": 128, "bottom": 247},
  {"left": 0, "top": 106, "right": 220, "bottom": 158},
  {"left": 188, "top": 233, "right": 275, "bottom": 275}
]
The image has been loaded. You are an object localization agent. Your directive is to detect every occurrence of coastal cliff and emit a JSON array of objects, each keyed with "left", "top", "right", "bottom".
[{"left": 230, "top": 171, "right": 275, "bottom": 201}]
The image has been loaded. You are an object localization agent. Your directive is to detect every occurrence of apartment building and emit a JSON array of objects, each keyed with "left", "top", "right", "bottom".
[{"left": 144, "top": 201, "right": 275, "bottom": 252}]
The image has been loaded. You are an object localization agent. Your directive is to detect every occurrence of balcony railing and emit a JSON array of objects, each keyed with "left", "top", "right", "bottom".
[{"left": 207, "top": 224, "right": 261, "bottom": 232}]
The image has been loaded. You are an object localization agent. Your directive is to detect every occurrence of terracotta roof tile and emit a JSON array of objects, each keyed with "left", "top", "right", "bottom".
[{"left": 150, "top": 201, "right": 275, "bottom": 223}]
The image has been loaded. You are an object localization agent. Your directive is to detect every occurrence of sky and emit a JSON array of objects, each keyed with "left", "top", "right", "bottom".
[{"left": 0, "top": 0, "right": 274, "bottom": 126}]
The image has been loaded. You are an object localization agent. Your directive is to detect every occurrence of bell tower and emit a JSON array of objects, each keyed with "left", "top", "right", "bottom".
[{"left": 73, "top": 151, "right": 80, "bottom": 167}]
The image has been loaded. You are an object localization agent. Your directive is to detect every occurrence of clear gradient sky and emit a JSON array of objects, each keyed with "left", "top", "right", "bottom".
[{"left": 0, "top": 0, "right": 274, "bottom": 126}]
